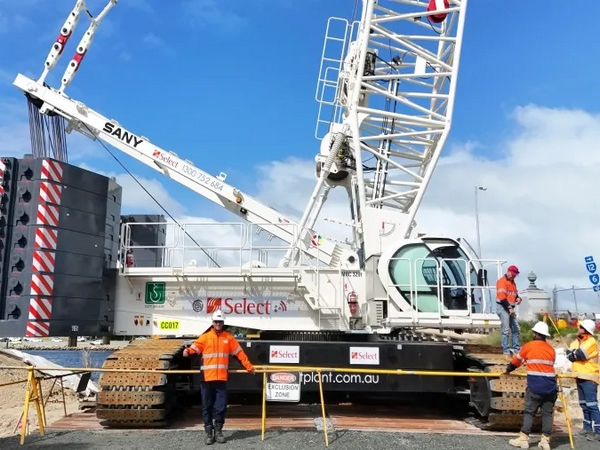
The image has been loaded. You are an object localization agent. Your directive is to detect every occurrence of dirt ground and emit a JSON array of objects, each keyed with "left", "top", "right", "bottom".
[{"left": 0, "top": 353, "right": 80, "bottom": 438}]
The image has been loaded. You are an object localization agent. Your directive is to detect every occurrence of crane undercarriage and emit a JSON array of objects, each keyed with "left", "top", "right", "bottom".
[
  {"left": 93, "top": 226, "right": 535, "bottom": 431},
  {"left": 96, "top": 333, "right": 538, "bottom": 432}
]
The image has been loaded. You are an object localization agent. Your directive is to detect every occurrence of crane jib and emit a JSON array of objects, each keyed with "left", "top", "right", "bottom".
[
  {"left": 102, "top": 122, "right": 143, "bottom": 148},
  {"left": 101, "top": 120, "right": 221, "bottom": 191}
]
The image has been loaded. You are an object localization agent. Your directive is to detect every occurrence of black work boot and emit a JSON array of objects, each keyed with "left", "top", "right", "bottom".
[
  {"left": 204, "top": 425, "right": 215, "bottom": 445},
  {"left": 214, "top": 424, "right": 226, "bottom": 444}
]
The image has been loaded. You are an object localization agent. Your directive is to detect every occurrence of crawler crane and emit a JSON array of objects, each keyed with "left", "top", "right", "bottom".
[{"left": 6, "top": 0, "right": 536, "bottom": 431}]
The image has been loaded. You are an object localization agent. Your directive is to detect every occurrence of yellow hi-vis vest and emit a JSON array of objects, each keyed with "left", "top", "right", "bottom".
[{"left": 569, "top": 334, "right": 599, "bottom": 384}]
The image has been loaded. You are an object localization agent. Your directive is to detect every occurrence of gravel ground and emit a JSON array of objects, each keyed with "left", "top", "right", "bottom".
[{"left": 0, "top": 429, "right": 598, "bottom": 450}]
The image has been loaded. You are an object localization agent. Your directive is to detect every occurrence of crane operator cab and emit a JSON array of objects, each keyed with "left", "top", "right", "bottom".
[{"left": 378, "top": 237, "right": 498, "bottom": 321}]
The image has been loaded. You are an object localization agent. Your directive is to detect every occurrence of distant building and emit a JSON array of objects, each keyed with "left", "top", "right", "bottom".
[{"left": 517, "top": 272, "right": 552, "bottom": 321}]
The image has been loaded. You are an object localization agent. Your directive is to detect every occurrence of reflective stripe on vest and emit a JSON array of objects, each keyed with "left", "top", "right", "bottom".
[
  {"left": 526, "top": 359, "right": 555, "bottom": 366},
  {"left": 200, "top": 364, "right": 229, "bottom": 371},
  {"left": 203, "top": 353, "right": 229, "bottom": 358},
  {"left": 188, "top": 328, "right": 254, "bottom": 381},
  {"left": 570, "top": 335, "right": 599, "bottom": 384},
  {"left": 496, "top": 276, "right": 518, "bottom": 304},
  {"left": 511, "top": 340, "right": 556, "bottom": 378},
  {"left": 527, "top": 371, "right": 555, "bottom": 377}
]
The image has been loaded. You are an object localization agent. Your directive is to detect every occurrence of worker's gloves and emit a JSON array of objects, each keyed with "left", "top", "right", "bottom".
[
  {"left": 565, "top": 349, "right": 576, "bottom": 363},
  {"left": 504, "top": 363, "right": 516, "bottom": 375}
]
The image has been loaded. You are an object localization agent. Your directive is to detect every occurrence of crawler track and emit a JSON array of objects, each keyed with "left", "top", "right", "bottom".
[
  {"left": 463, "top": 344, "right": 540, "bottom": 431},
  {"left": 96, "top": 338, "right": 186, "bottom": 427},
  {"left": 95, "top": 337, "right": 548, "bottom": 431}
]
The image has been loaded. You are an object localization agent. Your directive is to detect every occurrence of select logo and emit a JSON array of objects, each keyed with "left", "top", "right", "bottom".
[
  {"left": 269, "top": 345, "right": 300, "bottom": 364},
  {"left": 349, "top": 346, "right": 380, "bottom": 365}
]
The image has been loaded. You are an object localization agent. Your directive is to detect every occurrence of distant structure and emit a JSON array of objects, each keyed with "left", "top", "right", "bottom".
[{"left": 517, "top": 271, "right": 553, "bottom": 321}]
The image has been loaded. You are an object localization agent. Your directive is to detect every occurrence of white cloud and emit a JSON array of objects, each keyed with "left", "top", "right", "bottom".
[
  {"left": 143, "top": 33, "right": 164, "bottom": 47},
  {"left": 123, "top": 0, "right": 155, "bottom": 14},
  {"left": 0, "top": 11, "right": 30, "bottom": 34},
  {"left": 76, "top": 163, "right": 186, "bottom": 217},
  {"left": 1, "top": 95, "right": 598, "bottom": 313},
  {"left": 253, "top": 156, "right": 355, "bottom": 244},
  {"left": 142, "top": 33, "right": 173, "bottom": 55},
  {"left": 415, "top": 105, "right": 600, "bottom": 292},
  {"left": 159, "top": 216, "right": 250, "bottom": 268},
  {"left": 0, "top": 12, "right": 8, "bottom": 33},
  {"left": 12, "top": 14, "right": 31, "bottom": 29},
  {"left": 248, "top": 105, "right": 600, "bottom": 312},
  {"left": 118, "top": 51, "right": 132, "bottom": 63},
  {"left": 182, "top": 0, "right": 246, "bottom": 32}
]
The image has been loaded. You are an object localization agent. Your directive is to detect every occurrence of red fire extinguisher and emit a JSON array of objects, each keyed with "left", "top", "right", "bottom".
[
  {"left": 126, "top": 249, "right": 134, "bottom": 267},
  {"left": 347, "top": 291, "right": 358, "bottom": 315}
]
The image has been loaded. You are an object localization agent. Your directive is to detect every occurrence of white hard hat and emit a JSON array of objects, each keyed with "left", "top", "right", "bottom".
[
  {"left": 579, "top": 319, "right": 596, "bottom": 335},
  {"left": 212, "top": 310, "right": 225, "bottom": 322},
  {"left": 532, "top": 321, "right": 550, "bottom": 337}
]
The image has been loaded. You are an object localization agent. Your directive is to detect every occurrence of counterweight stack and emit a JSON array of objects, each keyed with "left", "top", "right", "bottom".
[{"left": 0, "top": 155, "right": 121, "bottom": 338}]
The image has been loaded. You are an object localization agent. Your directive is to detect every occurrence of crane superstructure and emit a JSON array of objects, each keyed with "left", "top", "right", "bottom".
[
  {"left": 289, "top": 0, "right": 467, "bottom": 265},
  {"left": 6, "top": 0, "right": 530, "bottom": 432},
  {"left": 13, "top": 0, "right": 502, "bottom": 335}
]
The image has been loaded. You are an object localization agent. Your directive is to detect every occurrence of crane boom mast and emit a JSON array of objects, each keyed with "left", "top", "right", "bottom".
[
  {"left": 13, "top": 74, "right": 351, "bottom": 267},
  {"left": 308, "top": 0, "right": 468, "bottom": 261},
  {"left": 11, "top": 0, "right": 358, "bottom": 269}
]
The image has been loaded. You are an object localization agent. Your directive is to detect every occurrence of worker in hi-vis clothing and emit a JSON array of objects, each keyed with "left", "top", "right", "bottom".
[
  {"left": 566, "top": 319, "right": 600, "bottom": 441},
  {"left": 496, "top": 265, "right": 522, "bottom": 359},
  {"left": 183, "top": 310, "right": 255, "bottom": 445},
  {"left": 505, "top": 321, "right": 556, "bottom": 450}
]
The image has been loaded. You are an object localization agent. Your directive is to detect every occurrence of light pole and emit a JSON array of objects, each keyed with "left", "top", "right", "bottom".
[{"left": 474, "top": 186, "right": 487, "bottom": 259}]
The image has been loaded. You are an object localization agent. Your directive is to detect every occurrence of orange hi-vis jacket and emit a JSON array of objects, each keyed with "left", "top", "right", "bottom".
[
  {"left": 569, "top": 334, "right": 599, "bottom": 384},
  {"left": 496, "top": 275, "right": 519, "bottom": 306},
  {"left": 188, "top": 328, "right": 254, "bottom": 382},
  {"left": 509, "top": 338, "right": 557, "bottom": 395}
]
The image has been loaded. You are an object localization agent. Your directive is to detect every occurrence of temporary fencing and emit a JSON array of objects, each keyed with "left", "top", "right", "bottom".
[
  {"left": 0, "top": 364, "right": 78, "bottom": 444},
  {"left": 0, "top": 364, "right": 579, "bottom": 448}
]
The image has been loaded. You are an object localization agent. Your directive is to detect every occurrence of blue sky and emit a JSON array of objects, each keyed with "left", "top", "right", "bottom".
[
  {"left": 2, "top": 1, "right": 595, "bottom": 191},
  {"left": 1, "top": 1, "right": 600, "bottom": 311}
]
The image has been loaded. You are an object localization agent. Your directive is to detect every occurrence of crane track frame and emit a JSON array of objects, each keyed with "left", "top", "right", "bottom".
[{"left": 95, "top": 337, "right": 542, "bottom": 431}]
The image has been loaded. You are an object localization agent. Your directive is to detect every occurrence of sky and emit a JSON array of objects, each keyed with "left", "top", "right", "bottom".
[{"left": 0, "top": 0, "right": 599, "bottom": 313}]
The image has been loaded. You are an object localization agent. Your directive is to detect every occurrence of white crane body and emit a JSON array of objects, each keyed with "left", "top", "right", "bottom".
[
  {"left": 3, "top": 2, "right": 539, "bottom": 432},
  {"left": 10, "top": 0, "right": 504, "bottom": 336}
]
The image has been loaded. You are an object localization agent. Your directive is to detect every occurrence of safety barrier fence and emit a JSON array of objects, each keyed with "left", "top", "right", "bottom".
[
  {"left": 0, "top": 366, "right": 73, "bottom": 445},
  {"left": 0, "top": 364, "right": 578, "bottom": 448}
]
